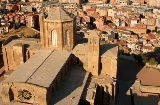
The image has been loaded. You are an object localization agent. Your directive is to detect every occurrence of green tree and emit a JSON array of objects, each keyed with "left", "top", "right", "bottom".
[
  {"left": 141, "top": 54, "right": 148, "bottom": 64},
  {"left": 148, "top": 58, "right": 157, "bottom": 65},
  {"left": 3, "top": 31, "right": 7, "bottom": 35},
  {"left": 152, "top": 30, "right": 156, "bottom": 32},
  {"left": 157, "top": 30, "right": 160, "bottom": 33}
]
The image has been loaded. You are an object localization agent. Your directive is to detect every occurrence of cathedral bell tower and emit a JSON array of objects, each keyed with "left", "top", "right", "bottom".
[
  {"left": 88, "top": 30, "right": 100, "bottom": 76},
  {"left": 39, "top": 7, "right": 75, "bottom": 51}
]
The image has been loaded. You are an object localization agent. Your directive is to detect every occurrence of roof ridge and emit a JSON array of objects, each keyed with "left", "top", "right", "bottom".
[
  {"left": 46, "top": 7, "right": 73, "bottom": 22},
  {"left": 58, "top": 7, "right": 61, "bottom": 20}
]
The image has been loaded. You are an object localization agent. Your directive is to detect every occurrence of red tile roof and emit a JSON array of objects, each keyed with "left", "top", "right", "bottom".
[{"left": 148, "top": 33, "right": 156, "bottom": 39}]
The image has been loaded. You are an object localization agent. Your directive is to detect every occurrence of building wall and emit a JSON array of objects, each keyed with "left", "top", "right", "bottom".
[
  {"left": 26, "top": 15, "right": 39, "bottom": 28},
  {"left": 135, "top": 0, "right": 145, "bottom": 4},
  {"left": 1, "top": 56, "right": 72, "bottom": 105},
  {"left": 46, "top": 56, "right": 71, "bottom": 105},
  {"left": 110, "top": 0, "right": 116, "bottom": 4},
  {"left": 1, "top": 82, "right": 47, "bottom": 105},
  {"left": 96, "top": 9, "right": 107, "bottom": 16},
  {"left": 126, "top": 27, "right": 146, "bottom": 34},
  {"left": 42, "top": 21, "right": 63, "bottom": 50},
  {"left": 147, "top": 25, "right": 155, "bottom": 31},
  {"left": 147, "top": 18, "right": 155, "bottom": 26},
  {"left": 107, "top": 9, "right": 114, "bottom": 17},
  {"left": 147, "top": 0, "right": 160, "bottom": 7},
  {"left": 2, "top": 45, "right": 37, "bottom": 72},
  {"left": 59, "top": 0, "right": 81, "bottom": 4},
  {"left": 26, "top": 15, "right": 33, "bottom": 28},
  {"left": 88, "top": 0, "right": 106, "bottom": 3},
  {"left": 62, "top": 21, "right": 75, "bottom": 51},
  {"left": 72, "top": 54, "right": 88, "bottom": 71},
  {"left": 40, "top": 15, "right": 75, "bottom": 51},
  {"left": 2, "top": 45, "right": 24, "bottom": 72},
  {"left": 88, "top": 37, "right": 100, "bottom": 76},
  {"left": 101, "top": 57, "right": 117, "bottom": 78},
  {"left": 2, "top": 48, "right": 17, "bottom": 71}
]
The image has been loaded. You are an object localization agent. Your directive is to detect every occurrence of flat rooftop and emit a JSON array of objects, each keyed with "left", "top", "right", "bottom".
[
  {"left": 3, "top": 38, "right": 41, "bottom": 50},
  {"left": 132, "top": 80, "right": 160, "bottom": 105},
  {"left": 91, "top": 74, "right": 113, "bottom": 84},
  {"left": 72, "top": 43, "right": 88, "bottom": 55},
  {"left": 51, "top": 66, "right": 89, "bottom": 105},
  {"left": 3, "top": 50, "right": 71, "bottom": 88},
  {"left": 137, "top": 66, "right": 160, "bottom": 87},
  {"left": 72, "top": 43, "right": 118, "bottom": 59}
]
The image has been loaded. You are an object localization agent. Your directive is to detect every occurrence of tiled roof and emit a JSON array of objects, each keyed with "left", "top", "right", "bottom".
[
  {"left": 148, "top": 33, "right": 156, "bottom": 39},
  {"left": 46, "top": 7, "right": 73, "bottom": 22},
  {"left": 137, "top": 66, "right": 160, "bottom": 87}
]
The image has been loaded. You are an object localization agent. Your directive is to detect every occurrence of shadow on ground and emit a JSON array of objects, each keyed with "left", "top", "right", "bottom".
[
  {"left": 115, "top": 58, "right": 144, "bottom": 105},
  {"left": 50, "top": 66, "right": 87, "bottom": 105}
]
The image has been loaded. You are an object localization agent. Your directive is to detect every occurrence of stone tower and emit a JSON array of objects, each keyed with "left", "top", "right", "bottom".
[
  {"left": 88, "top": 30, "right": 100, "bottom": 76},
  {"left": 39, "top": 7, "right": 75, "bottom": 51}
]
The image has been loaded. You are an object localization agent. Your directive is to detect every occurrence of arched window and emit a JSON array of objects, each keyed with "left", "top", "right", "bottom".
[
  {"left": 52, "top": 30, "right": 57, "bottom": 46},
  {"left": 65, "top": 30, "right": 69, "bottom": 45}
]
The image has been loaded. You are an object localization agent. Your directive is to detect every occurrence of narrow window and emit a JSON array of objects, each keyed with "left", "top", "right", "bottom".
[
  {"left": 52, "top": 30, "right": 57, "bottom": 46},
  {"left": 65, "top": 30, "right": 69, "bottom": 45}
]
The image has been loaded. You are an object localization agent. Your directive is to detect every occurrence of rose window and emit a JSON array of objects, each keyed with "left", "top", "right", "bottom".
[{"left": 18, "top": 89, "right": 32, "bottom": 101}]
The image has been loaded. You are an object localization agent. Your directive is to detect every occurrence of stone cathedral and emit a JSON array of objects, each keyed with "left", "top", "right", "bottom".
[
  {"left": 39, "top": 7, "right": 76, "bottom": 51},
  {"left": 0, "top": 6, "right": 118, "bottom": 105}
]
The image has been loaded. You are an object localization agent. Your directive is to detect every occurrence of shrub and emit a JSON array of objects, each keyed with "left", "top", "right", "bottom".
[
  {"left": 152, "top": 30, "right": 156, "bottom": 32},
  {"left": 141, "top": 55, "right": 148, "bottom": 63},
  {"left": 148, "top": 58, "right": 157, "bottom": 65},
  {"left": 157, "top": 30, "right": 160, "bottom": 33}
]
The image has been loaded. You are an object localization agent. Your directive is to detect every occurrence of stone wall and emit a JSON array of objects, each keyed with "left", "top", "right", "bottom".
[
  {"left": 2, "top": 45, "right": 37, "bottom": 72},
  {"left": 88, "top": 37, "right": 100, "bottom": 76},
  {"left": 42, "top": 21, "right": 63, "bottom": 50},
  {"left": 1, "top": 82, "right": 47, "bottom": 105},
  {"left": 40, "top": 15, "right": 75, "bottom": 51},
  {"left": 71, "top": 54, "right": 88, "bottom": 71},
  {"left": 101, "top": 57, "right": 117, "bottom": 78},
  {"left": 62, "top": 21, "right": 75, "bottom": 51},
  {"left": 2, "top": 47, "right": 24, "bottom": 72},
  {"left": 1, "top": 56, "right": 72, "bottom": 105}
]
